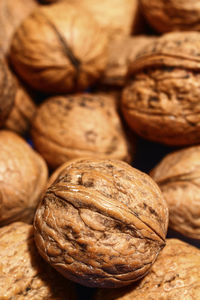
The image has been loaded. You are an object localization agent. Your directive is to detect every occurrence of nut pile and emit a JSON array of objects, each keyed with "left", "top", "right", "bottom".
[{"left": 0, "top": 0, "right": 199, "bottom": 299}]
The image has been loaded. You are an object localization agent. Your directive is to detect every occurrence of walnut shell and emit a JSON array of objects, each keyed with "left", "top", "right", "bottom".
[
  {"left": 141, "top": 0, "right": 200, "bottom": 33},
  {"left": 34, "top": 158, "right": 168, "bottom": 288},
  {"left": 0, "top": 130, "right": 48, "bottom": 226},
  {"left": 0, "top": 0, "right": 38, "bottom": 54},
  {"left": 10, "top": 2, "right": 108, "bottom": 94},
  {"left": 31, "top": 94, "right": 131, "bottom": 169},
  {"left": 122, "top": 32, "right": 200, "bottom": 146},
  {"left": 0, "top": 222, "right": 77, "bottom": 299},
  {"left": 151, "top": 146, "right": 200, "bottom": 239},
  {"left": 4, "top": 82, "right": 37, "bottom": 135},
  {"left": 95, "top": 238, "right": 200, "bottom": 299}
]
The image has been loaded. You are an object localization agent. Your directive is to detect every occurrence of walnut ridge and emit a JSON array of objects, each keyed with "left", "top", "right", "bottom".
[{"left": 34, "top": 158, "right": 168, "bottom": 288}]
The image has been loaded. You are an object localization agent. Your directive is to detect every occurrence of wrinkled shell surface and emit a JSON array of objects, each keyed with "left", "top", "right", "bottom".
[
  {"left": 122, "top": 32, "right": 200, "bottom": 146},
  {"left": 10, "top": 2, "right": 108, "bottom": 94},
  {"left": 95, "top": 239, "right": 200, "bottom": 299},
  {"left": 34, "top": 158, "right": 168, "bottom": 288},
  {"left": 151, "top": 146, "right": 200, "bottom": 239},
  {"left": 32, "top": 94, "right": 131, "bottom": 169},
  {"left": 0, "top": 130, "right": 48, "bottom": 226},
  {"left": 0, "top": 222, "right": 77, "bottom": 299},
  {"left": 141, "top": 0, "right": 200, "bottom": 33}
]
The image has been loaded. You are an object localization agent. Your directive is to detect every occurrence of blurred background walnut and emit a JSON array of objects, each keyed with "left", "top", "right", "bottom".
[
  {"left": 32, "top": 94, "right": 132, "bottom": 169},
  {"left": 34, "top": 158, "right": 168, "bottom": 288},
  {"left": 0, "top": 131, "right": 48, "bottom": 226},
  {"left": 10, "top": 2, "right": 108, "bottom": 94},
  {"left": 151, "top": 146, "right": 200, "bottom": 240},
  {"left": 0, "top": 222, "right": 77, "bottom": 299},
  {"left": 95, "top": 239, "right": 200, "bottom": 299}
]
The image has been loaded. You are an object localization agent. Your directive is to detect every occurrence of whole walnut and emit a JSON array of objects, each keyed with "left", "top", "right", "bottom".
[
  {"left": 4, "top": 82, "right": 37, "bottom": 136},
  {"left": 95, "top": 239, "right": 200, "bottom": 299},
  {"left": 141, "top": 0, "right": 200, "bottom": 33},
  {"left": 10, "top": 2, "right": 108, "bottom": 94},
  {"left": 0, "top": 130, "right": 48, "bottom": 226},
  {"left": 0, "top": 0, "right": 38, "bottom": 54},
  {"left": 34, "top": 158, "right": 168, "bottom": 288},
  {"left": 0, "top": 58, "right": 16, "bottom": 127},
  {"left": 122, "top": 32, "right": 200, "bottom": 146},
  {"left": 151, "top": 146, "right": 200, "bottom": 240},
  {"left": 0, "top": 222, "right": 77, "bottom": 299},
  {"left": 31, "top": 94, "right": 131, "bottom": 169}
]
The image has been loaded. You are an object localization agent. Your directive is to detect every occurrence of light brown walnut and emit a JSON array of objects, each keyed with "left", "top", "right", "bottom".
[
  {"left": 151, "top": 146, "right": 200, "bottom": 239},
  {"left": 122, "top": 32, "right": 200, "bottom": 146},
  {"left": 10, "top": 2, "right": 108, "bottom": 94},
  {"left": 34, "top": 158, "right": 168, "bottom": 288},
  {"left": 95, "top": 239, "right": 200, "bottom": 299},
  {"left": 32, "top": 94, "right": 131, "bottom": 169},
  {"left": 0, "top": 130, "right": 48, "bottom": 226},
  {"left": 0, "top": 222, "right": 77, "bottom": 299}
]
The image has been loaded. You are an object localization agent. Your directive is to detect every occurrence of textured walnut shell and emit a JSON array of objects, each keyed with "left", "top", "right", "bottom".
[
  {"left": 0, "top": 0, "right": 38, "bottom": 54},
  {"left": 10, "top": 2, "right": 108, "bottom": 94},
  {"left": 102, "top": 36, "right": 156, "bottom": 87},
  {"left": 34, "top": 158, "right": 168, "bottom": 288},
  {"left": 95, "top": 238, "right": 200, "bottom": 299},
  {"left": 0, "top": 130, "right": 48, "bottom": 226},
  {"left": 32, "top": 94, "right": 131, "bottom": 169},
  {"left": 122, "top": 32, "right": 200, "bottom": 146},
  {"left": 0, "top": 222, "right": 77, "bottom": 299},
  {"left": 4, "top": 82, "right": 37, "bottom": 135},
  {"left": 141, "top": 0, "right": 200, "bottom": 33},
  {"left": 151, "top": 146, "right": 200, "bottom": 239}
]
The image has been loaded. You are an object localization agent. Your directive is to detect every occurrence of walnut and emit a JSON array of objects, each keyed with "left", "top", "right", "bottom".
[
  {"left": 31, "top": 94, "right": 131, "bottom": 169},
  {"left": 34, "top": 158, "right": 168, "bottom": 288},
  {"left": 151, "top": 146, "right": 200, "bottom": 240},
  {"left": 0, "top": 222, "right": 77, "bottom": 299},
  {"left": 0, "top": 130, "right": 48, "bottom": 226},
  {"left": 122, "top": 32, "right": 200, "bottom": 146},
  {"left": 0, "top": 0, "right": 38, "bottom": 54},
  {"left": 10, "top": 2, "right": 108, "bottom": 94},
  {"left": 4, "top": 82, "right": 37, "bottom": 136},
  {"left": 95, "top": 239, "right": 200, "bottom": 299},
  {"left": 141, "top": 0, "right": 200, "bottom": 33}
]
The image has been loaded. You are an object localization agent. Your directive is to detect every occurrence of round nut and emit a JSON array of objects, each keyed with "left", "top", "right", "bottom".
[
  {"left": 0, "top": 130, "right": 48, "bottom": 226},
  {"left": 0, "top": 222, "right": 77, "bottom": 299},
  {"left": 122, "top": 32, "right": 200, "bottom": 146},
  {"left": 31, "top": 94, "right": 131, "bottom": 169},
  {"left": 34, "top": 158, "right": 168, "bottom": 288},
  {"left": 141, "top": 0, "right": 200, "bottom": 33},
  {"left": 151, "top": 146, "right": 200, "bottom": 239},
  {"left": 10, "top": 2, "right": 108, "bottom": 94},
  {"left": 95, "top": 238, "right": 200, "bottom": 299}
]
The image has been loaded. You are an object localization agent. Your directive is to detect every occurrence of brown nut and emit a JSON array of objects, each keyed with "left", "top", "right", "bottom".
[
  {"left": 31, "top": 94, "right": 131, "bottom": 169},
  {"left": 34, "top": 158, "right": 168, "bottom": 288},
  {"left": 0, "top": 130, "right": 48, "bottom": 226},
  {"left": 0, "top": 222, "right": 77, "bottom": 299},
  {"left": 10, "top": 2, "right": 108, "bottom": 94},
  {"left": 122, "top": 32, "right": 200, "bottom": 146},
  {"left": 151, "top": 146, "right": 200, "bottom": 239},
  {"left": 141, "top": 0, "right": 200, "bottom": 33},
  {"left": 95, "top": 238, "right": 200, "bottom": 299},
  {"left": 0, "top": 0, "right": 38, "bottom": 54}
]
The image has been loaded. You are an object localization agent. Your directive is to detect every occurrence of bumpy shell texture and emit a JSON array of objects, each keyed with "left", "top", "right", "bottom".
[
  {"left": 0, "top": 222, "right": 77, "bottom": 299},
  {"left": 151, "top": 146, "right": 200, "bottom": 239},
  {"left": 95, "top": 239, "right": 200, "bottom": 299},
  {"left": 0, "top": 130, "right": 48, "bottom": 226},
  {"left": 10, "top": 2, "right": 108, "bottom": 94},
  {"left": 141, "top": 0, "right": 200, "bottom": 33},
  {"left": 34, "top": 158, "right": 168, "bottom": 288},
  {"left": 32, "top": 94, "right": 131, "bottom": 169},
  {"left": 122, "top": 32, "right": 200, "bottom": 146}
]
